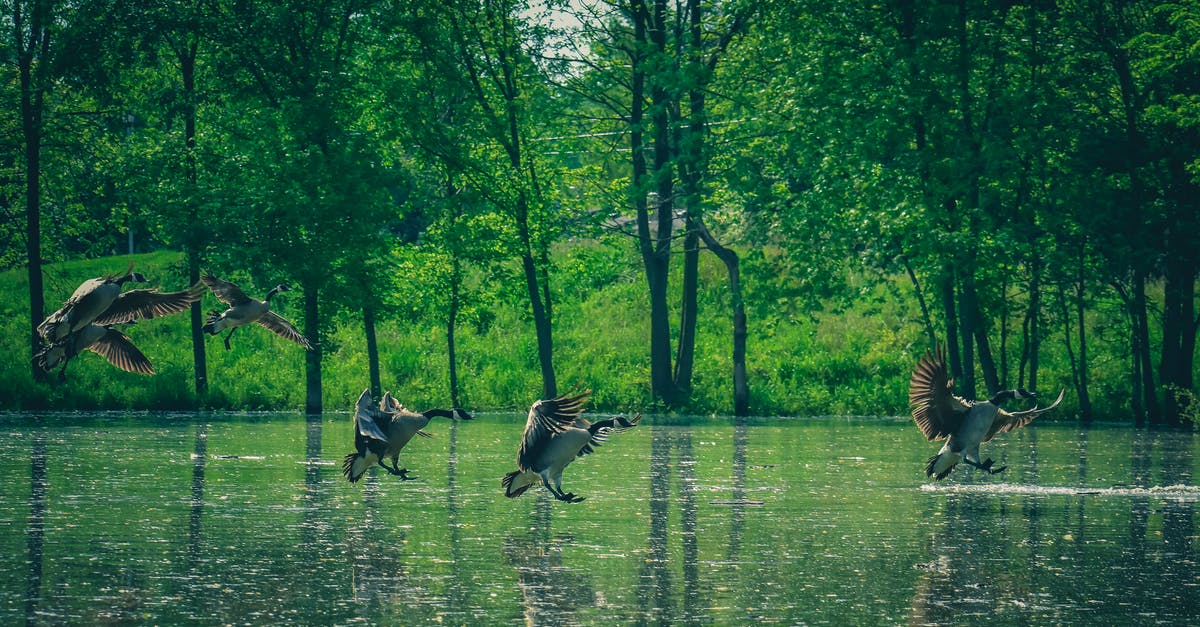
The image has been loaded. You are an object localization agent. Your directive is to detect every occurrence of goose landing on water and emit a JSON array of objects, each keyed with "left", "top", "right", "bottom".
[
  {"left": 341, "top": 389, "right": 473, "bottom": 483},
  {"left": 909, "top": 344, "right": 1065, "bottom": 480},
  {"left": 502, "top": 390, "right": 641, "bottom": 503},
  {"left": 200, "top": 274, "right": 312, "bottom": 351}
]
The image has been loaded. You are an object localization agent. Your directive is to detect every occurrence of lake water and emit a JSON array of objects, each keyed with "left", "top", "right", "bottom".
[{"left": 0, "top": 412, "right": 1196, "bottom": 625}]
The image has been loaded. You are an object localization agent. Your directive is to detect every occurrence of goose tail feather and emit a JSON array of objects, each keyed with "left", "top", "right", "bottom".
[
  {"left": 342, "top": 452, "right": 375, "bottom": 483},
  {"left": 502, "top": 470, "right": 536, "bottom": 498},
  {"left": 925, "top": 452, "right": 959, "bottom": 481}
]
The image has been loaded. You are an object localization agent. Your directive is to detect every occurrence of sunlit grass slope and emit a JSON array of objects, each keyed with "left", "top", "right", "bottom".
[{"left": 1, "top": 248, "right": 1083, "bottom": 417}]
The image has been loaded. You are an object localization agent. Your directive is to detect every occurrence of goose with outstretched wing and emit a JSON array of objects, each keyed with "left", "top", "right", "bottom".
[
  {"left": 910, "top": 344, "right": 1064, "bottom": 480},
  {"left": 502, "top": 390, "right": 641, "bottom": 503}
]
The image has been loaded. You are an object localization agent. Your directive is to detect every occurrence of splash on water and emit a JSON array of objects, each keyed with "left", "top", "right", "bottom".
[{"left": 921, "top": 482, "right": 1200, "bottom": 501}]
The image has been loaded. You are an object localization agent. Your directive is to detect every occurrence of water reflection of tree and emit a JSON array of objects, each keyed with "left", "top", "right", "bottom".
[
  {"left": 908, "top": 491, "right": 1002, "bottom": 624},
  {"left": 504, "top": 495, "right": 596, "bottom": 626},
  {"left": 1149, "top": 428, "right": 1195, "bottom": 619},
  {"left": 1126, "top": 428, "right": 1198, "bottom": 621},
  {"left": 636, "top": 425, "right": 703, "bottom": 626},
  {"left": 185, "top": 421, "right": 210, "bottom": 619},
  {"left": 26, "top": 425, "right": 47, "bottom": 625},
  {"left": 444, "top": 419, "right": 469, "bottom": 618},
  {"left": 727, "top": 417, "right": 748, "bottom": 562},
  {"left": 341, "top": 426, "right": 421, "bottom": 622},
  {"left": 910, "top": 428, "right": 1046, "bottom": 624}
]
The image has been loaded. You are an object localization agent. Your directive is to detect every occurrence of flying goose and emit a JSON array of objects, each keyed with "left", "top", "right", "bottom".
[
  {"left": 38, "top": 264, "right": 205, "bottom": 344},
  {"left": 502, "top": 390, "right": 641, "bottom": 503},
  {"left": 909, "top": 344, "right": 1065, "bottom": 480},
  {"left": 35, "top": 324, "right": 154, "bottom": 380},
  {"left": 37, "top": 262, "right": 146, "bottom": 342},
  {"left": 200, "top": 274, "right": 313, "bottom": 350},
  {"left": 341, "top": 389, "right": 473, "bottom": 483}
]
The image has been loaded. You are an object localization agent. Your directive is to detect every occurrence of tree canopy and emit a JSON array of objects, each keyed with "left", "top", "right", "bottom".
[{"left": 4, "top": 0, "right": 1198, "bottom": 423}]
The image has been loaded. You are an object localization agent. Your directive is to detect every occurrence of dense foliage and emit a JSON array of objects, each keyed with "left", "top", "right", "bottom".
[{"left": 1, "top": 1, "right": 1197, "bottom": 422}]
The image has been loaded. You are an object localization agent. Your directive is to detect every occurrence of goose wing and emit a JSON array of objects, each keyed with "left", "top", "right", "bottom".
[
  {"left": 87, "top": 327, "right": 154, "bottom": 375},
  {"left": 255, "top": 311, "right": 313, "bottom": 349},
  {"left": 93, "top": 283, "right": 205, "bottom": 325},
  {"left": 909, "top": 344, "right": 971, "bottom": 441},
  {"left": 518, "top": 390, "right": 591, "bottom": 471},
  {"left": 984, "top": 389, "right": 1065, "bottom": 442},
  {"left": 37, "top": 307, "right": 71, "bottom": 342},
  {"left": 354, "top": 389, "right": 390, "bottom": 444},
  {"left": 379, "top": 392, "right": 404, "bottom": 413},
  {"left": 201, "top": 274, "right": 252, "bottom": 306},
  {"left": 578, "top": 413, "right": 641, "bottom": 457}
]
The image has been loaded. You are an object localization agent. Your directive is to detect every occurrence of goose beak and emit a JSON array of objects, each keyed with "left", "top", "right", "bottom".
[{"left": 453, "top": 409, "right": 474, "bottom": 420}]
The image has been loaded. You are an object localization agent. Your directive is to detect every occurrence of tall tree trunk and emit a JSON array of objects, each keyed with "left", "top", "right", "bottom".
[
  {"left": 1133, "top": 269, "right": 1159, "bottom": 423},
  {"left": 963, "top": 279, "right": 999, "bottom": 394},
  {"left": 363, "top": 302, "right": 381, "bottom": 399},
  {"left": 447, "top": 256, "right": 462, "bottom": 408},
  {"left": 304, "top": 284, "right": 322, "bottom": 415},
  {"left": 517, "top": 194, "right": 556, "bottom": 399},
  {"left": 696, "top": 221, "right": 748, "bottom": 416},
  {"left": 940, "top": 268, "right": 966, "bottom": 396},
  {"left": 1159, "top": 208, "right": 1195, "bottom": 426},
  {"left": 180, "top": 42, "right": 207, "bottom": 397},
  {"left": 1117, "top": 282, "right": 1147, "bottom": 425},
  {"left": 1058, "top": 284, "right": 1081, "bottom": 416},
  {"left": 901, "top": 255, "right": 938, "bottom": 349},
  {"left": 18, "top": 4, "right": 47, "bottom": 383},
  {"left": 674, "top": 228, "right": 698, "bottom": 395},
  {"left": 957, "top": 282, "right": 977, "bottom": 400},
  {"left": 1075, "top": 257, "right": 1092, "bottom": 422},
  {"left": 1021, "top": 255, "right": 1042, "bottom": 392},
  {"left": 631, "top": 0, "right": 679, "bottom": 406}
]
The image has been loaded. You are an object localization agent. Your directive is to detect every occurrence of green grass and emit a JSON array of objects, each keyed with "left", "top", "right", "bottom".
[{"left": 0, "top": 246, "right": 1130, "bottom": 419}]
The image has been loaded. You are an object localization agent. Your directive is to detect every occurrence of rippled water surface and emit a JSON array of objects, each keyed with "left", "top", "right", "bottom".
[{"left": 0, "top": 413, "right": 1197, "bottom": 624}]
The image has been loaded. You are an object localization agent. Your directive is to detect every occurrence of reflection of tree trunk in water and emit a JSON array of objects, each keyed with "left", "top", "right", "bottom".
[
  {"left": 186, "top": 422, "right": 208, "bottom": 614},
  {"left": 727, "top": 417, "right": 748, "bottom": 562},
  {"left": 505, "top": 491, "right": 594, "bottom": 626},
  {"left": 350, "top": 462, "right": 385, "bottom": 605},
  {"left": 638, "top": 426, "right": 673, "bottom": 625},
  {"left": 636, "top": 426, "right": 702, "bottom": 625},
  {"left": 1160, "top": 429, "right": 1193, "bottom": 612},
  {"left": 1071, "top": 428, "right": 1090, "bottom": 568},
  {"left": 301, "top": 414, "right": 330, "bottom": 592},
  {"left": 912, "top": 490, "right": 1010, "bottom": 623},
  {"left": 445, "top": 420, "right": 468, "bottom": 613},
  {"left": 1128, "top": 429, "right": 1151, "bottom": 559},
  {"left": 26, "top": 429, "right": 47, "bottom": 624},
  {"left": 675, "top": 430, "right": 701, "bottom": 624}
]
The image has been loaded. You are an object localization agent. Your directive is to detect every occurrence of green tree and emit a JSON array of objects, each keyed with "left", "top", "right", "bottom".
[
  {"left": 203, "top": 0, "right": 393, "bottom": 413},
  {"left": 404, "top": 0, "right": 568, "bottom": 399}
]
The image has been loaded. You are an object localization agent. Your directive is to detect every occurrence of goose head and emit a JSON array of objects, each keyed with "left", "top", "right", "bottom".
[
  {"left": 989, "top": 388, "right": 1036, "bottom": 405},
  {"left": 265, "top": 284, "right": 290, "bottom": 301}
]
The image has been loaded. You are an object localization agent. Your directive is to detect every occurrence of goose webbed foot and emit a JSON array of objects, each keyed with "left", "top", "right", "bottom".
[
  {"left": 982, "top": 458, "right": 1007, "bottom": 474},
  {"left": 223, "top": 329, "right": 235, "bottom": 351},
  {"left": 551, "top": 488, "right": 585, "bottom": 503},
  {"left": 965, "top": 458, "right": 1007, "bottom": 475},
  {"left": 385, "top": 465, "right": 416, "bottom": 481}
]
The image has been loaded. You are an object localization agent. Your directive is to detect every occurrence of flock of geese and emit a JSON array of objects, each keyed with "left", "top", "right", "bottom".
[
  {"left": 33, "top": 264, "right": 1066, "bottom": 499},
  {"left": 34, "top": 263, "right": 312, "bottom": 380}
]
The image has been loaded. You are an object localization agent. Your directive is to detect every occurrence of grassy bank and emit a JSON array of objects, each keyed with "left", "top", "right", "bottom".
[{"left": 0, "top": 246, "right": 1093, "bottom": 418}]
